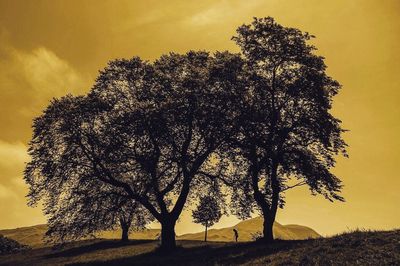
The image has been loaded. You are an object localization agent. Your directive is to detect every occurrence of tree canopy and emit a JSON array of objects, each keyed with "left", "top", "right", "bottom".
[
  {"left": 24, "top": 95, "right": 153, "bottom": 243},
  {"left": 225, "top": 17, "right": 347, "bottom": 241},
  {"left": 25, "top": 51, "right": 244, "bottom": 250},
  {"left": 192, "top": 195, "right": 222, "bottom": 242}
]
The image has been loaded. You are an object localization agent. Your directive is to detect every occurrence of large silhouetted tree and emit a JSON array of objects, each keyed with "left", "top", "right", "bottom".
[
  {"left": 25, "top": 51, "right": 243, "bottom": 250},
  {"left": 226, "top": 17, "right": 347, "bottom": 242},
  {"left": 192, "top": 196, "right": 222, "bottom": 242}
]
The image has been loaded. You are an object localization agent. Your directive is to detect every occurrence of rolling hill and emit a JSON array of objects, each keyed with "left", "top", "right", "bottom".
[
  {"left": 0, "top": 224, "right": 47, "bottom": 247},
  {"left": 178, "top": 217, "right": 320, "bottom": 242},
  {"left": 0, "top": 217, "right": 319, "bottom": 247}
]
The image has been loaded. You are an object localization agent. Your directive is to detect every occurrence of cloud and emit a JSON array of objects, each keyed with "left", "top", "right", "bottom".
[
  {"left": 1, "top": 45, "right": 88, "bottom": 116},
  {"left": 185, "top": 0, "right": 263, "bottom": 27},
  {"left": 0, "top": 37, "right": 90, "bottom": 142},
  {"left": 13, "top": 47, "right": 84, "bottom": 97},
  {"left": 0, "top": 139, "right": 45, "bottom": 227},
  {"left": 0, "top": 38, "right": 87, "bottom": 226},
  {"left": 0, "top": 183, "right": 17, "bottom": 199},
  {"left": 0, "top": 140, "right": 29, "bottom": 196},
  {"left": 0, "top": 140, "right": 29, "bottom": 169}
]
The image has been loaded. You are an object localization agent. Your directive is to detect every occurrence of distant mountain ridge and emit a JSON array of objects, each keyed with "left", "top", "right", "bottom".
[
  {"left": 178, "top": 217, "right": 320, "bottom": 242},
  {"left": 0, "top": 217, "right": 320, "bottom": 247}
]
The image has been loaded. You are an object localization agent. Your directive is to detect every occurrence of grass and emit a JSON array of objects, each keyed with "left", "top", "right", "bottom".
[{"left": 0, "top": 229, "right": 399, "bottom": 265}]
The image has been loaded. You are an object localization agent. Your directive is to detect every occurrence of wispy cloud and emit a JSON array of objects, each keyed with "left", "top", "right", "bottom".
[
  {"left": 0, "top": 44, "right": 88, "bottom": 116},
  {"left": 0, "top": 140, "right": 28, "bottom": 196},
  {"left": 185, "top": 0, "right": 264, "bottom": 27},
  {"left": 0, "top": 139, "right": 45, "bottom": 227},
  {"left": 0, "top": 39, "right": 87, "bottom": 227},
  {"left": 0, "top": 140, "right": 29, "bottom": 169},
  {"left": 0, "top": 35, "right": 91, "bottom": 142},
  {"left": 13, "top": 47, "right": 85, "bottom": 97},
  {"left": 0, "top": 183, "right": 17, "bottom": 199}
]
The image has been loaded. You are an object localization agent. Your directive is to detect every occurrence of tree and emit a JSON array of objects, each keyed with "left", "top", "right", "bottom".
[
  {"left": 192, "top": 196, "right": 222, "bottom": 242},
  {"left": 25, "top": 51, "right": 243, "bottom": 250},
  {"left": 24, "top": 98, "right": 153, "bottom": 244},
  {"left": 226, "top": 17, "right": 347, "bottom": 242},
  {"left": 45, "top": 185, "right": 151, "bottom": 243}
]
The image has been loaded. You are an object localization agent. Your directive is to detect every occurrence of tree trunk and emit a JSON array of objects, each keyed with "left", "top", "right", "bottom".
[
  {"left": 204, "top": 224, "right": 208, "bottom": 242},
  {"left": 263, "top": 161, "right": 279, "bottom": 243},
  {"left": 119, "top": 216, "right": 132, "bottom": 242},
  {"left": 160, "top": 219, "right": 176, "bottom": 250},
  {"left": 121, "top": 224, "right": 129, "bottom": 242},
  {"left": 250, "top": 161, "right": 276, "bottom": 243},
  {"left": 262, "top": 213, "right": 274, "bottom": 243}
]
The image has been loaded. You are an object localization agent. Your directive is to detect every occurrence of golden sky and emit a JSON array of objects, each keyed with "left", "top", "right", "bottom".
[{"left": 0, "top": 0, "right": 399, "bottom": 236}]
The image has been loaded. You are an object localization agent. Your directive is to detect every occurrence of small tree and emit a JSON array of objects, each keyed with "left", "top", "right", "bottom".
[{"left": 192, "top": 196, "right": 222, "bottom": 242}]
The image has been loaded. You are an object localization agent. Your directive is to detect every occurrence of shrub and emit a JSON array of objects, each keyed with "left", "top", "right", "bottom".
[{"left": 0, "top": 234, "right": 30, "bottom": 255}]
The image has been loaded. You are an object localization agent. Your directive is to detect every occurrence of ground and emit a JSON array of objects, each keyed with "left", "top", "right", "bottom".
[{"left": 0, "top": 230, "right": 399, "bottom": 265}]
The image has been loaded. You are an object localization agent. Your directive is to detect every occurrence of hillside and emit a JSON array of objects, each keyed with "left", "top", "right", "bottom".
[
  {"left": 178, "top": 217, "right": 320, "bottom": 242},
  {"left": 0, "top": 230, "right": 398, "bottom": 265},
  {"left": 0, "top": 217, "right": 319, "bottom": 247},
  {"left": 0, "top": 224, "right": 47, "bottom": 247},
  {"left": 0, "top": 226, "right": 160, "bottom": 248}
]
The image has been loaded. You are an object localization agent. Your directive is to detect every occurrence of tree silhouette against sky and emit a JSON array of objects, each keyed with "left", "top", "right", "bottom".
[
  {"left": 24, "top": 17, "right": 346, "bottom": 249},
  {"left": 25, "top": 52, "right": 243, "bottom": 250},
  {"left": 225, "top": 17, "right": 347, "bottom": 242},
  {"left": 192, "top": 196, "right": 222, "bottom": 242}
]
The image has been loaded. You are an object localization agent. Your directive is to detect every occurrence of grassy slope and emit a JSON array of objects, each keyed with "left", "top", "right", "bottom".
[
  {"left": 0, "top": 229, "right": 399, "bottom": 266},
  {"left": 0, "top": 226, "right": 161, "bottom": 248},
  {"left": 0, "top": 225, "right": 47, "bottom": 247}
]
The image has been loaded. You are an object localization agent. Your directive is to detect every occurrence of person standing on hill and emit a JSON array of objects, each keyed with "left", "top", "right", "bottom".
[{"left": 233, "top": 229, "right": 239, "bottom": 242}]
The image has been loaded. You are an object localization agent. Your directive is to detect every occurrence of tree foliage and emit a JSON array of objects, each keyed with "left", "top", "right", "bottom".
[
  {"left": 225, "top": 17, "right": 347, "bottom": 241},
  {"left": 24, "top": 95, "right": 153, "bottom": 243},
  {"left": 192, "top": 195, "right": 222, "bottom": 241},
  {"left": 25, "top": 51, "right": 243, "bottom": 250}
]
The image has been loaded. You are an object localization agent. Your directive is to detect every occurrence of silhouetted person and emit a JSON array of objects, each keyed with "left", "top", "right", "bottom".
[{"left": 233, "top": 229, "right": 238, "bottom": 242}]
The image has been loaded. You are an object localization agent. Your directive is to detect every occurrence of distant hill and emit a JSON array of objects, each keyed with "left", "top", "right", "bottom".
[
  {"left": 178, "top": 217, "right": 320, "bottom": 242},
  {"left": 0, "top": 224, "right": 47, "bottom": 247},
  {"left": 0, "top": 217, "right": 319, "bottom": 247},
  {"left": 0, "top": 225, "right": 161, "bottom": 247},
  {"left": 98, "top": 228, "right": 161, "bottom": 241}
]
